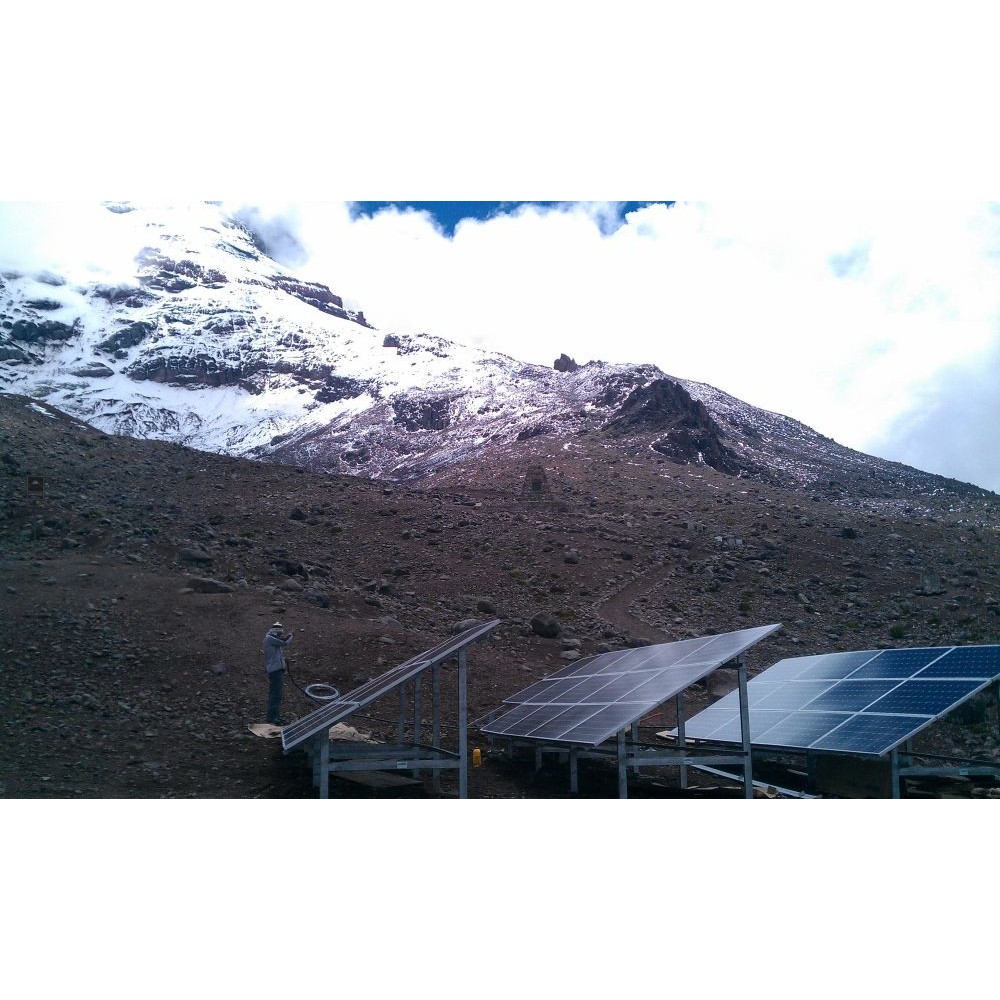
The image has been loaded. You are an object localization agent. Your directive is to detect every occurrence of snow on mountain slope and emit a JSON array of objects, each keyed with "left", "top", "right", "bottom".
[{"left": 0, "top": 202, "right": 992, "bottom": 504}]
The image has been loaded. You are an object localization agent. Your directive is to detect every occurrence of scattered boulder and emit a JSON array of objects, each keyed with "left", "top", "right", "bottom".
[
  {"left": 303, "top": 587, "right": 330, "bottom": 608},
  {"left": 530, "top": 612, "right": 562, "bottom": 638},
  {"left": 186, "top": 577, "right": 234, "bottom": 594},
  {"left": 177, "top": 546, "right": 212, "bottom": 565}
]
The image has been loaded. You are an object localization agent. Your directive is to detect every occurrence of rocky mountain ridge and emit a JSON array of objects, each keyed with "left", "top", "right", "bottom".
[{"left": 0, "top": 202, "right": 993, "bottom": 511}]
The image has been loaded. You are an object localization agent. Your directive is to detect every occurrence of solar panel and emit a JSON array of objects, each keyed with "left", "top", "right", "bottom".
[
  {"left": 481, "top": 623, "right": 781, "bottom": 747},
  {"left": 677, "top": 644, "right": 1000, "bottom": 758},
  {"left": 282, "top": 619, "right": 501, "bottom": 751}
]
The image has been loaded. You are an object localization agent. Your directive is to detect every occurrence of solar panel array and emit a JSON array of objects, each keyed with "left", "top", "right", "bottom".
[
  {"left": 480, "top": 624, "right": 781, "bottom": 747},
  {"left": 676, "top": 645, "right": 1000, "bottom": 758},
  {"left": 282, "top": 620, "right": 501, "bottom": 751}
]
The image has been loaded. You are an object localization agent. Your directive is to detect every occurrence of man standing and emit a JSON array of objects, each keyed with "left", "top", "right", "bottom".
[{"left": 263, "top": 621, "right": 292, "bottom": 725}]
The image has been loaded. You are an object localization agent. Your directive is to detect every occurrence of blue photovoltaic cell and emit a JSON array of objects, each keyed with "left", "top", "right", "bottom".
[
  {"left": 483, "top": 624, "right": 782, "bottom": 746},
  {"left": 753, "top": 680, "right": 838, "bottom": 711},
  {"left": 863, "top": 679, "right": 984, "bottom": 717},
  {"left": 811, "top": 714, "right": 928, "bottom": 756},
  {"left": 555, "top": 703, "right": 652, "bottom": 745},
  {"left": 754, "top": 711, "right": 850, "bottom": 750},
  {"left": 742, "top": 683, "right": 784, "bottom": 707},
  {"left": 916, "top": 646, "right": 1000, "bottom": 679},
  {"left": 793, "top": 651, "right": 880, "bottom": 680},
  {"left": 557, "top": 653, "right": 631, "bottom": 680},
  {"left": 705, "top": 710, "right": 790, "bottom": 744},
  {"left": 802, "top": 680, "right": 900, "bottom": 713},
  {"left": 679, "top": 708, "right": 734, "bottom": 741},
  {"left": 758, "top": 657, "right": 816, "bottom": 681},
  {"left": 849, "top": 648, "right": 946, "bottom": 679},
  {"left": 499, "top": 703, "right": 580, "bottom": 738},
  {"left": 483, "top": 702, "right": 546, "bottom": 730}
]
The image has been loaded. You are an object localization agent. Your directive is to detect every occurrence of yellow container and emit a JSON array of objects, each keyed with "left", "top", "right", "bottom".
[{"left": 472, "top": 747, "right": 482, "bottom": 767}]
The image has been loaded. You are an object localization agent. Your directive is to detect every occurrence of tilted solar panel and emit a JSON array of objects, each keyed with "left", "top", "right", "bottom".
[
  {"left": 282, "top": 619, "right": 501, "bottom": 751},
  {"left": 481, "top": 623, "right": 781, "bottom": 747},
  {"left": 676, "top": 644, "right": 1000, "bottom": 758}
]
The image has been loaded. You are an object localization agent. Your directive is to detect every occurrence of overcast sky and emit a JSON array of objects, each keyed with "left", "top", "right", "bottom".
[{"left": 228, "top": 199, "right": 1000, "bottom": 494}]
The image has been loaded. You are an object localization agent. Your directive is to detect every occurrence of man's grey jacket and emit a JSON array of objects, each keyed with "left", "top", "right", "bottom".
[{"left": 263, "top": 629, "right": 292, "bottom": 673}]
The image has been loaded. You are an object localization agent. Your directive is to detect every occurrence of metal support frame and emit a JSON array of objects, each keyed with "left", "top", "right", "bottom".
[
  {"left": 675, "top": 692, "right": 688, "bottom": 789},
  {"left": 412, "top": 674, "right": 423, "bottom": 778},
  {"left": 735, "top": 656, "right": 753, "bottom": 799},
  {"left": 806, "top": 753, "right": 818, "bottom": 793},
  {"left": 890, "top": 749, "right": 901, "bottom": 799},
  {"left": 291, "top": 628, "right": 497, "bottom": 800},
  {"left": 458, "top": 649, "right": 469, "bottom": 799},
  {"left": 432, "top": 664, "right": 442, "bottom": 793},
  {"left": 617, "top": 729, "right": 628, "bottom": 799}
]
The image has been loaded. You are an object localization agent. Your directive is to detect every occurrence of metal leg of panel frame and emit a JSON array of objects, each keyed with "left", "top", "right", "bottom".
[
  {"left": 535, "top": 747, "right": 543, "bottom": 773},
  {"left": 676, "top": 692, "right": 688, "bottom": 790},
  {"left": 995, "top": 681, "right": 1000, "bottom": 735},
  {"left": 413, "top": 674, "right": 422, "bottom": 744},
  {"left": 736, "top": 657, "right": 753, "bottom": 799},
  {"left": 631, "top": 721, "right": 640, "bottom": 774},
  {"left": 432, "top": 663, "right": 442, "bottom": 794},
  {"left": 890, "top": 748, "right": 901, "bottom": 799},
  {"left": 617, "top": 729, "right": 628, "bottom": 799},
  {"left": 458, "top": 649, "right": 469, "bottom": 799},
  {"left": 806, "top": 753, "right": 817, "bottom": 793},
  {"left": 413, "top": 673, "right": 423, "bottom": 778},
  {"left": 569, "top": 748, "right": 579, "bottom": 794},
  {"left": 316, "top": 733, "right": 330, "bottom": 800},
  {"left": 397, "top": 684, "right": 406, "bottom": 744}
]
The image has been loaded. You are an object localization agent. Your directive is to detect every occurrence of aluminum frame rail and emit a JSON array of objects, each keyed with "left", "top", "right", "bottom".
[{"left": 282, "top": 620, "right": 500, "bottom": 798}]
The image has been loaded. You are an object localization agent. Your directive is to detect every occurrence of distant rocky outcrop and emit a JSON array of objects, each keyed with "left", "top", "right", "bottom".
[
  {"left": 605, "top": 377, "right": 744, "bottom": 475},
  {"left": 554, "top": 353, "right": 579, "bottom": 372}
]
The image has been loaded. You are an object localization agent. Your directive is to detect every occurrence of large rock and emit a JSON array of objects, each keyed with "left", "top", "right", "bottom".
[
  {"left": 530, "top": 612, "right": 562, "bottom": 638},
  {"left": 177, "top": 546, "right": 213, "bottom": 565},
  {"left": 186, "top": 577, "right": 234, "bottom": 593}
]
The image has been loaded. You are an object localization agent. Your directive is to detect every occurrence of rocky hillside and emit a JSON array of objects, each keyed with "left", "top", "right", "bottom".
[{"left": 1, "top": 393, "right": 997, "bottom": 798}]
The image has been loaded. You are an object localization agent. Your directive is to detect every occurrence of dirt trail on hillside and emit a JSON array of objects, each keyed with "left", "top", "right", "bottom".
[{"left": 592, "top": 566, "right": 671, "bottom": 643}]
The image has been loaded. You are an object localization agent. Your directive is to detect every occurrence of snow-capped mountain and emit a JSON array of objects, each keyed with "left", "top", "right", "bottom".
[{"left": 0, "top": 202, "right": 990, "bottom": 503}]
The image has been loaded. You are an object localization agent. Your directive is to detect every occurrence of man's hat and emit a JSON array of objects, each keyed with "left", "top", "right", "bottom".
[{"left": 271, "top": 622, "right": 283, "bottom": 629}]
